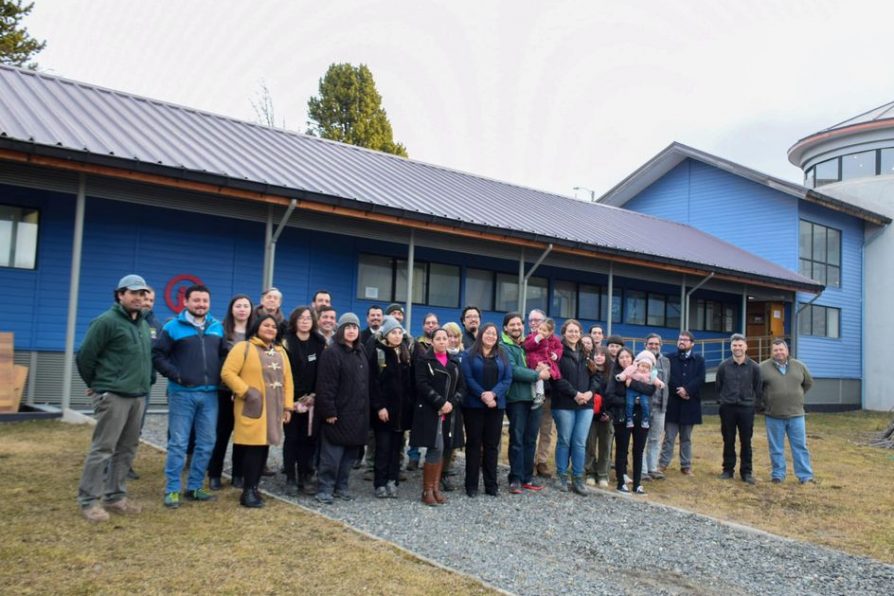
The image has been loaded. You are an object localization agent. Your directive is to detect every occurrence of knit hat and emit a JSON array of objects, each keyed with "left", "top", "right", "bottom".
[
  {"left": 378, "top": 315, "right": 403, "bottom": 338},
  {"left": 605, "top": 335, "right": 625, "bottom": 347},
  {"left": 385, "top": 303, "right": 404, "bottom": 315},
  {"left": 635, "top": 350, "right": 656, "bottom": 366},
  {"left": 337, "top": 312, "right": 360, "bottom": 330}
]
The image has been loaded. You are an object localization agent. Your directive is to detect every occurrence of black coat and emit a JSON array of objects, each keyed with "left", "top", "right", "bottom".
[
  {"left": 552, "top": 343, "right": 596, "bottom": 410},
  {"left": 666, "top": 350, "right": 706, "bottom": 426},
  {"left": 369, "top": 340, "right": 414, "bottom": 432},
  {"left": 284, "top": 332, "right": 328, "bottom": 440},
  {"left": 410, "top": 349, "right": 465, "bottom": 450},
  {"left": 314, "top": 342, "right": 370, "bottom": 447},
  {"left": 604, "top": 362, "right": 656, "bottom": 424}
]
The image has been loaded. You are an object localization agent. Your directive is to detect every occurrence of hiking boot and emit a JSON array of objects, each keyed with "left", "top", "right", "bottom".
[
  {"left": 105, "top": 498, "right": 142, "bottom": 515},
  {"left": 209, "top": 477, "right": 223, "bottom": 491},
  {"left": 571, "top": 477, "right": 588, "bottom": 496},
  {"left": 81, "top": 503, "right": 109, "bottom": 523},
  {"left": 240, "top": 488, "right": 264, "bottom": 508},
  {"left": 554, "top": 474, "right": 569, "bottom": 492},
  {"left": 163, "top": 492, "right": 180, "bottom": 509},
  {"left": 185, "top": 488, "right": 216, "bottom": 502},
  {"left": 375, "top": 486, "right": 389, "bottom": 498},
  {"left": 719, "top": 470, "right": 734, "bottom": 480}
]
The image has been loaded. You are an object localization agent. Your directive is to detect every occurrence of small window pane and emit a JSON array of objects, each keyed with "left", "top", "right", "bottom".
[
  {"left": 552, "top": 280, "right": 577, "bottom": 318},
  {"left": 841, "top": 150, "right": 876, "bottom": 181},
  {"left": 601, "top": 288, "right": 622, "bottom": 323},
  {"left": 827, "top": 265, "right": 840, "bottom": 287},
  {"left": 666, "top": 296, "right": 681, "bottom": 329},
  {"left": 611, "top": 294, "right": 622, "bottom": 324},
  {"left": 812, "top": 262, "right": 826, "bottom": 285},
  {"left": 625, "top": 290, "right": 646, "bottom": 325},
  {"left": 357, "top": 255, "right": 392, "bottom": 301},
  {"left": 799, "top": 220, "right": 812, "bottom": 259},
  {"left": 804, "top": 167, "right": 815, "bottom": 188},
  {"left": 465, "top": 268, "right": 494, "bottom": 311},
  {"left": 647, "top": 293, "right": 665, "bottom": 326},
  {"left": 812, "top": 305, "right": 826, "bottom": 337},
  {"left": 799, "top": 258, "right": 812, "bottom": 278},
  {"left": 881, "top": 148, "right": 894, "bottom": 175},
  {"left": 495, "top": 273, "right": 519, "bottom": 312},
  {"left": 798, "top": 305, "right": 811, "bottom": 335},
  {"left": 815, "top": 159, "right": 840, "bottom": 186},
  {"left": 827, "top": 307, "right": 840, "bottom": 338},
  {"left": 826, "top": 228, "right": 841, "bottom": 266},
  {"left": 723, "top": 305, "right": 735, "bottom": 333},
  {"left": 429, "top": 263, "right": 460, "bottom": 308},
  {"left": 579, "top": 284, "right": 600, "bottom": 320},
  {"left": 526, "top": 276, "right": 548, "bottom": 314},
  {"left": 395, "top": 260, "right": 427, "bottom": 304},
  {"left": 812, "top": 225, "right": 827, "bottom": 262},
  {"left": 0, "top": 206, "right": 39, "bottom": 270}
]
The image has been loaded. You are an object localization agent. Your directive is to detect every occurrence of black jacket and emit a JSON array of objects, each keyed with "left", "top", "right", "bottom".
[
  {"left": 314, "top": 341, "right": 370, "bottom": 446},
  {"left": 369, "top": 340, "right": 414, "bottom": 432},
  {"left": 410, "top": 349, "right": 465, "bottom": 449},
  {"left": 666, "top": 350, "right": 706, "bottom": 426},
  {"left": 604, "top": 362, "right": 656, "bottom": 424},
  {"left": 715, "top": 357, "right": 761, "bottom": 407},
  {"left": 552, "top": 343, "right": 596, "bottom": 410}
]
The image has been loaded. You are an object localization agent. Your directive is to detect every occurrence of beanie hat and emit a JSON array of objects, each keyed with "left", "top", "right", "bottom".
[
  {"left": 605, "top": 335, "right": 625, "bottom": 347},
  {"left": 378, "top": 315, "right": 403, "bottom": 338},
  {"left": 635, "top": 350, "right": 656, "bottom": 366},
  {"left": 337, "top": 312, "right": 360, "bottom": 330},
  {"left": 385, "top": 303, "right": 404, "bottom": 315}
]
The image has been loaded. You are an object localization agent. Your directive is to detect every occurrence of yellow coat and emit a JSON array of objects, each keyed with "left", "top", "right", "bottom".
[{"left": 221, "top": 337, "right": 294, "bottom": 446}]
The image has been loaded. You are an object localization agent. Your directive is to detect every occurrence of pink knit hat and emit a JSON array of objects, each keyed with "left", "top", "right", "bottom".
[{"left": 635, "top": 350, "right": 656, "bottom": 366}]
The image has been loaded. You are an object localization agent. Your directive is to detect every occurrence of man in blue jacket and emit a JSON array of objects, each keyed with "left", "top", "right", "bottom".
[
  {"left": 152, "top": 284, "right": 225, "bottom": 508},
  {"left": 659, "top": 331, "right": 706, "bottom": 475}
]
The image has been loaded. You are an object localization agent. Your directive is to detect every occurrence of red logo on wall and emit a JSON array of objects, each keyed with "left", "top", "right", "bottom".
[{"left": 164, "top": 274, "right": 205, "bottom": 313}]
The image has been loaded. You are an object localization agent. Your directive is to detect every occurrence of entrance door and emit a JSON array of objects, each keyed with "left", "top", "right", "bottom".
[{"left": 746, "top": 302, "right": 785, "bottom": 361}]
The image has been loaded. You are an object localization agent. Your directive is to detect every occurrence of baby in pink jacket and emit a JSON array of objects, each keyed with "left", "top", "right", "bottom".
[{"left": 523, "top": 318, "right": 563, "bottom": 408}]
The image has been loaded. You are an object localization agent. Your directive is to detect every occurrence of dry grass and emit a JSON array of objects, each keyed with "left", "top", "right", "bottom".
[
  {"left": 0, "top": 420, "right": 494, "bottom": 595},
  {"left": 523, "top": 411, "right": 894, "bottom": 564}
]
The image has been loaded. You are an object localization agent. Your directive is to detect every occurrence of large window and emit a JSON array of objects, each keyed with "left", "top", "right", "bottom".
[
  {"left": 689, "top": 299, "right": 735, "bottom": 333},
  {"left": 806, "top": 147, "right": 894, "bottom": 188},
  {"left": 799, "top": 220, "right": 841, "bottom": 287},
  {"left": 356, "top": 255, "right": 459, "bottom": 307},
  {"left": 814, "top": 158, "right": 840, "bottom": 187},
  {"left": 624, "top": 290, "right": 646, "bottom": 325},
  {"left": 799, "top": 303, "right": 840, "bottom": 338},
  {"left": 0, "top": 205, "right": 39, "bottom": 269},
  {"left": 881, "top": 149, "right": 894, "bottom": 175},
  {"left": 552, "top": 280, "right": 577, "bottom": 318},
  {"left": 495, "top": 273, "right": 547, "bottom": 313},
  {"left": 841, "top": 150, "right": 876, "bottom": 181},
  {"left": 465, "top": 268, "right": 494, "bottom": 311}
]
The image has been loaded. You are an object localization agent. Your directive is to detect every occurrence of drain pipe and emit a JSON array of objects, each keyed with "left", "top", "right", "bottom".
[
  {"left": 684, "top": 272, "right": 715, "bottom": 330},
  {"left": 406, "top": 230, "right": 415, "bottom": 332},
  {"left": 62, "top": 174, "right": 86, "bottom": 412},
  {"left": 264, "top": 200, "right": 297, "bottom": 289},
  {"left": 520, "top": 244, "right": 552, "bottom": 314},
  {"left": 606, "top": 263, "right": 614, "bottom": 336}
]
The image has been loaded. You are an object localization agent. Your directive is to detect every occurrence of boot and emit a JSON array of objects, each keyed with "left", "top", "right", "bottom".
[
  {"left": 240, "top": 487, "right": 263, "bottom": 508},
  {"left": 421, "top": 462, "right": 439, "bottom": 506},
  {"left": 432, "top": 460, "right": 447, "bottom": 505}
]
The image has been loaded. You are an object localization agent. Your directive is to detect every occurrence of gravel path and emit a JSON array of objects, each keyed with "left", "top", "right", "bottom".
[{"left": 142, "top": 414, "right": 894, "bottom": 595}]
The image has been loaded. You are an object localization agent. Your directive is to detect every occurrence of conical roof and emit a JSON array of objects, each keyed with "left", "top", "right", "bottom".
[{"left": 818, "top": 100, "right": 894, "bottom": 133}]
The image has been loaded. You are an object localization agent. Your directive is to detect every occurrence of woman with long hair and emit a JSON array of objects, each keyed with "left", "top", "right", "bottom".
[
  {"left": 220, "top": 314, "right": 294, "bottom": 507},
  {"left": 460, "top": 322, "right": 512, "bottom": 497},
  {"left": 208, "top": 294, "right": 254, "bottom": 490},
  {"left": 281, "top": 306, "right": 327, "bottom": 496}
]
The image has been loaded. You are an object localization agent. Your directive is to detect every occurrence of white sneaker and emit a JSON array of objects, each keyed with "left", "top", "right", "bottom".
[
  {"left": 598, "top": 479, "right": 609, "bottom": 488},
  {"left": 624, "top": 474, "right": 632, "bottom": 485}
]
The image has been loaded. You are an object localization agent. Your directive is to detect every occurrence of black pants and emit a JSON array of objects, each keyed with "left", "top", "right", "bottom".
[
  {"left": 283, "top": 412, "right": 316, "bottom": 479},
  {"left": 614, "top": 423, "right": 648, "bottom": 489},
  {"left": 207, "top": 391, "right": 243, "bottom": 478},
  {"left": 374, "top": 428, "right": 404, "bottom": 488},
  {"left": 720, "top": 404, "right": 754, "bottom": 477},
  {"left": 463, "top": 407, "right": 504, "bottom": 492},
  {"left": 240, "top": 444, "right": 269, "bottom": 490}
]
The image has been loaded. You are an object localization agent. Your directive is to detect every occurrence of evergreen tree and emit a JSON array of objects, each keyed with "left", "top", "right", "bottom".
[
  {"left": 0, "top": 1, "right": 45, "bottom": 69},
  {"left": 306, "top": 63, "right": 408, "bottom": 157}
]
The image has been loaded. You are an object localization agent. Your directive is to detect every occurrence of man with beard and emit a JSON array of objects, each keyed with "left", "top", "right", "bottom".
[
  {"left": 659, "top": 331, "right": 705, "bottom": 476},
  {"left": 360, "top": 305, "right": 384, "bottom": 345},
  {"left": 461, "top": 305, "right": 481, "bottom": 349}
]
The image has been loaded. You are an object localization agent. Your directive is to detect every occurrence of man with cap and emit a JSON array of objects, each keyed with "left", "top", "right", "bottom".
[{"left": 76, "top": 274, "right": 154, "bottom": 522}]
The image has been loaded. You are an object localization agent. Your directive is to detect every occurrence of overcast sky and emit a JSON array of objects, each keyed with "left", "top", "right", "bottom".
[{"left": 25, "top": 0, "right": 894, "bottom": 198}]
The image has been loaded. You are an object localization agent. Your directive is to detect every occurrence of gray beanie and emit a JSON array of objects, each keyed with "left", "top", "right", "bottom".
[
  {"left": 337, "top": 312, "right": 360, "bottom": 330},
  {"left": 378, "top": 315, "right": 403, "bottom": 339}
]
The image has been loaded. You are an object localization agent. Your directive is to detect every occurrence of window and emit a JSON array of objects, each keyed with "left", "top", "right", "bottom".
[
  {"left": 666, "top": 295, "right": 681, "bottom": 329},
  {"left": 624, "top": 290, "right": 646, "bottom": 325},
  {"left": 0, "top": 206, "right": 38, "bottom": 269},
  {"left": 841, "top": 150, "right": 877, "bottom": 181},
  {"left": 395, "top": 260, "right": 427, "bottom": 304},
  {"left": 357, "top": 255, "right": 392, "bottom": 301},
  {"left": 552, "top": 280, "right": 577, "bottom": 318},
  {"left": 647, "top": 293, "right": 666, "bottom": 326},
  {"left": 799, "top": 220, "right": 841, "bottom": 287},
  {"left": 799, "top": 303, "right": 840, "bottom": 338},
  {"left": 465, "top": 268, "right": 494, "bottom": 311},
  {"left": 689, "top": 299, "right": 734, "bottom": 332},
  {"left": 497, "top": 274, "right": 547, "bottom": 313},
  {"left": 429, "top": 263, "right": 461, "bottom": 308},
  {"left": 814, "top": 158, "right": 840, "bottom": 187},
  {"left": 356, "top": 255, "right": 459, "bottom": 306},
  {"left": 578, "top": 284, "right": 601, "bottom": 320},
  {"left": 881, "top": 149, "right": 894, "bottom": 176},
  {"left": 600, "top": 288, "right": 622, "bottom": 323},
  {"left": 804, "top": 167, "right": 815, "bottom": 188}
]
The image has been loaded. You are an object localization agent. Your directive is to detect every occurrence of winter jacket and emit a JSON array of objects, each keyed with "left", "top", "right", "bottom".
[
  {"left": 411, "top": 349, "right": 465, "bottom": 449},
  {"left": 665, "top": 350, "right": 706, "bottom": 426},
  {"left": 77, "top": 303, "right": 154, "bottom": 397},
  {"left": 369, "top": 340, "right": 415, "bottom": 432},
  {"left": 551, "top": 342, "right": 596, "bottom": 411},
  {"left": 604, "top": 361, "right": 656, "bottom": 424},
  {"left": 460, "top": 348, "right": 513, "bottom": 410},
  {"left": 152, "top": 310, "right": 225, "bottom": 392},
  {"left": 314, "top": 341, "right": 370, "bottom": 446},
  {"left": 501, "top": 332, "right": 543, "bottom": 403},
  {"left": 522, "top": 332, "right": 563, "bottom": 380}
]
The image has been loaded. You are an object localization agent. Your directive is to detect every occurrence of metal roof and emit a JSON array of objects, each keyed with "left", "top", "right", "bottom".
[
  {"left": 818, "top": 99, "right": 894, "bottom": 133},
  {"left": 598, "top": 142, "right": 890, "bottom": 226},
  {"left": 0, "top": 65, "right": 822, "bottom": 291}
]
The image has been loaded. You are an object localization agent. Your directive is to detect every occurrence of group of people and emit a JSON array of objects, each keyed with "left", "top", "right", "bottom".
[{"left": 75, "top": 274, "right": 817, "bottom": 523}]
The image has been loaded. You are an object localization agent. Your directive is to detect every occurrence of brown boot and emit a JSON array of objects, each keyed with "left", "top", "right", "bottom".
[
  {"left": 421, "top": 463, "right": 439, "bottom": 506},
  {"left": 432, "top": 460, "right": 446, "bottom": 505}
]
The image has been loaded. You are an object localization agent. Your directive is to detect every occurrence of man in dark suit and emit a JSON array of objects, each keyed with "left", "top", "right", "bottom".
[{"left": 659, "top": 331, "right": 705, "bottom": 476}]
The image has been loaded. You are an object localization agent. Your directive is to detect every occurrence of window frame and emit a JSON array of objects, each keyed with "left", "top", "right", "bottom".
[
  {"left": 799, "top": 219, "right": 842, "bottom": 288},
  {"left": 356, "top": 254, "right": 460, "bottom": 307},
  {"left": 798, "top": 303, "right": 841, "bottom": 338},
  {"left": 0, "top": 204, "right": 40, "bottom": 270}
]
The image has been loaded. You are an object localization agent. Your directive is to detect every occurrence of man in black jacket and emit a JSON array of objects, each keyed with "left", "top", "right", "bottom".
[
  {"left": 659, "top": 331, "right": 706, "bottom": 475},
  {"left": 715, "top": 334, "right": 761, "bottom": 484}
]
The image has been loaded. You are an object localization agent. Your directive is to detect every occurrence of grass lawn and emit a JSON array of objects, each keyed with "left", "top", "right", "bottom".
[
  {"left": 526, "top": 410, "right": 894, "bottom": 564},
  {"left": 0, "top": 420, "right": 493, "bottom": 595}
]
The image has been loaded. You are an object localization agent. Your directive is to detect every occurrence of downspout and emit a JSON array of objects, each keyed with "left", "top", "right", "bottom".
[
  {"left": 266, "top": 199, "right": 297, "bottom": 289},
  {"left": 679, "top": 275, "right": 686, "bottom": 334},
  {"left": 521, "top": 244, "right": 552, "bottom": 315},
  {"left": 517, "top": 249, "right": 525, "bottom": 312},
  {"left": 406, "top": 230, "right": 415, "bottom": 332},
  {"left": 741, "top": 287, "right": 748, "bottom": 335},
  {"left": 262, "top": 206, "right": 273, "bottom": 293},
  {"left": 684, "top": 272, "right": 715, "bottom": 331},
  {"left": 62, "top": 174, "right": 86, "bottom": 412},
  {"left": 606, "top": 263, "right": 614, "bottom": 336}
]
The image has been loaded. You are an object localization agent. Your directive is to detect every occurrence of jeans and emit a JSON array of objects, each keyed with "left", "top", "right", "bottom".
[
  {"left": 765, "top": 415, "right": 814, "bottom": 482},
  {"left": 720, "top": 404, "right": 755, "bottom": 477},
  {"left": 626, "top": 390, "right": 651, "bottom": 427},
  {"left": 506, "top": 401, "right": 543, "bottom": 484},
  {"left": 552, "top": 407, "right": 595, "bottom": 478},
  {"left": 642, "top": 410, "right": 665, "bottom": 474},
  {"left": 659, "top": 421, "right": 693, "bottom": 470},
  {"left": 165, "top": 390, "right": 218, "bottom": 493},
  {"left": 317, "top": 433, "right": 359, "bottom": 497}
]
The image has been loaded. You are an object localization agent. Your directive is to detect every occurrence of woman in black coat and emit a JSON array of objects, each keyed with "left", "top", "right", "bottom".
[
  {"left": 282, "top": 306, "right": 327, "bottom": 496},
  {"left": 369, "top": 317, "right": 414, "bottom": 499},
  {"left": 313, "top": 313, "right": 369, "bottom": 505},
  {"left": 605, "top": 347, "right": 655, "bottom": 495},
  {"left": 411, "top": 327, "right": 463, "bottom": 506}
]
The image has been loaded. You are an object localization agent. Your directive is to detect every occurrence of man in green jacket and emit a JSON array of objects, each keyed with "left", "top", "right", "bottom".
[
  {"left": 502, "top": 312, "right": 550, "bottom": 493},
  {"left": 76, "top": 274, "right": 154, "bottom": 522}
]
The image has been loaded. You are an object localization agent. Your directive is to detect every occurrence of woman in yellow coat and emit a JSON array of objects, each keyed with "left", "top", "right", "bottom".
[{"left": 221, "top": 314, "right": 294, "bottom": 508}]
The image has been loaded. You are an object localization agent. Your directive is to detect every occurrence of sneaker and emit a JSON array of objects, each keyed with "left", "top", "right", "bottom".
[
  {"left": 634, "top": 485, "right": 646, "bottom": 495},
  {"left": 315, "top": 493, "right": 334, "bottom": 505},
  {"left": 522, "top": 479, "right": 544, "bottom": 491},
  {"left": 742, "top": 474, "right": 756, "bottom": 485},
  {"left": 598, "top": 479, "right": 609, "bottom": 488},
  {"left": 509, "top": 481, "right": 523, "bottom": 494},
  {"left": 657, "top": 465, "right": 667, "bottom": 473},
  {"left": 626, "top": 420, "right": 634, "bottom": 429},
  {"left": 374, "top": 486, "right": 389, "bottom": 498},
  {"left": 719, "top": 470, "right": 734, "bottom": 480},
  {"left": 334, "top": 491, "right": 355, "bottom": 501},
  {"left": 104, "top": 498, "right": 142, "bottom": 515},
  {"left": 185, "top": 488, "right": 217, "bottom": 502},
  {"left": 799, "top": 478, "right": 816, "bottom": 485},
  {"left": 641, "top": 420, "right": 650, "bottom": 429},
  {"left": 163, "top": 492, "right": 181, "bottom": 509},
  {"left": 616, "top": 484, "right": 630, "bottom": 494},
  {"left": 386, "top": 480, "right": 398, "bottom": 498},
  {"left": 649, "top": 470, "right": 665, "bottom": 480},
  {"left": 771, "top": 477, "right": 783, "bottom": 484},
  {"left": 81, "top": 503, "right": 109, "bottom": 523}
]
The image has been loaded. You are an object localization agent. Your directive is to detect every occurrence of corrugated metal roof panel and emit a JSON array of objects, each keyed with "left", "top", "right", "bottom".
[{"left": 0, "top": 65, "right": 820, "bottom": 290}]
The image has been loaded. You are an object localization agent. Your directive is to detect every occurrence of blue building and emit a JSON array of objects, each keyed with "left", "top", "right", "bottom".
[
  {"left": 0, "top": 67, "right": 830, "bottom": 410},
  {"left": 598, "top": 143, "right": 890, "bottom": 408}
]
